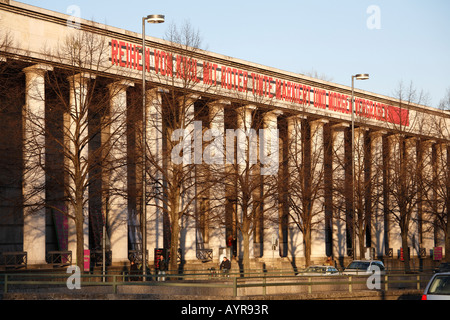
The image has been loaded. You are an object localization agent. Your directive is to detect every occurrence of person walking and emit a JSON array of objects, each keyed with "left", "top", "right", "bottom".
[
  {"left": 220, "top": 256, "right": 231, "bottom": 277},
  {"left": 158, "top": 255, "right": 167, "bottom": 281},
  {"left": 129, "top": 260, "right": 140, "bottom": 281}
]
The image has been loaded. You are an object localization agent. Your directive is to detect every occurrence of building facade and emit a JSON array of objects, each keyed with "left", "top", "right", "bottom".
[{"left": 0, "top": 1, "right": 448, "bottom": 269}]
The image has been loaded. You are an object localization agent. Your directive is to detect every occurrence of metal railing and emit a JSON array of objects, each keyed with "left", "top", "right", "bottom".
[
  {"left": 0, "top": 252, "right": 27, "bottom": 269},
  {"left": 0, "top": 270, "right": 433, "bottom": 298}
]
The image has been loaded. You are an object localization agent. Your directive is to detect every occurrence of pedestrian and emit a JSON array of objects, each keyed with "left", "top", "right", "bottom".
[
  {"left": 129, "top": 260, "right": 140, "bottom": 281},
  {"left": 220, "top": 256, "right": 231, "bottom": 277},
  {"left": 325, "top": 256, "right": 335, "bottom": 267},
  {"left": 158, "top": 255, "right": 167, "bottom": 281},
  {"left": 227, "top": 234, "right": 236, "bottom": 259}
]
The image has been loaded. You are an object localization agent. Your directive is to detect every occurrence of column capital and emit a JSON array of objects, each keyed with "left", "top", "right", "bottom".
[
  {"left": 23, "top": 63, "right": 53, "bottom": 74},
  {"left": 331, "top": 122, "right": 350, "bottom": 130},
  {"left": 237, "top": 104, "right": 257, "bottom": 111},
  {"left": 209, "top": 99, "right": 231, "bottom": 107},
  {"left": 266, "top": 109, "right": 283, "bottom": 116},
  {"left": 420, "top": 139, "right": 436, "bottom": 146},
  {"left": 354, "top": 126, "right": 369, "bottom": 134},
  {"left": 286, "top": 113, "right": 307, "bottom": 121},
  {"left": 67, "top": 72, "right": 96, "bottom": 83},
  {"left": 178, "top": 93, "right": 200, "bottom": 105},
  {"left": 370, "top": 130, "right": 387, "bottom": 138},
  {"left": 309, "top": 118, "right": 329, "bottom": 126},
  {"left": 107, "top": 79, "right": 134, "bottom": 90}
]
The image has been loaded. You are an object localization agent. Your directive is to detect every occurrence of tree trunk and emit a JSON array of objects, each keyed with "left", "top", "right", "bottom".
[
  {"left": 242, "top": 230, "right": 251, "bottom": 274},
  {"left": 169, "top": 219, "right": 180, "bottom": 272},
  {"left": 304, "top": 227, "right": 311, "bottom": 267},
  {"left": 359, "top": 220, "right": 365, "bottom": 260},
  {"left": 446, "top": 217, "right": 450, "bottom": 263},
  {"left": 75, "top": 207, "right": 85, "bottom": 272},
  {"left": 402, "top": 227, "right": 411, "bottom": 272}
]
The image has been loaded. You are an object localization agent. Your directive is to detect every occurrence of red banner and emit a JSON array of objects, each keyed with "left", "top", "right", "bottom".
[{"left": 110, "top": 38, "right": 410, "bottom": 126}]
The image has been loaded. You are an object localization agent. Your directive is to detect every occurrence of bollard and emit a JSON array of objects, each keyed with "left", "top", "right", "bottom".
[
  {"left": 417, "top": 275, "right": 420, "bottom": 291},
  {"left": 308, "top": 277, "right": 312, "bottom": 294},
  {"left": 3, "top": 274, "right": 7, "bottom": 294},
  {"left": 349, "top": 276, "right": 352, "bottom": 293}
]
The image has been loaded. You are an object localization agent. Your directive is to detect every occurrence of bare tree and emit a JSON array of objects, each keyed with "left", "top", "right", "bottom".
[
  {"left": 23, "top": 29, "right": 129, "bottom": 271},
  {"left": 438, "top": 87, "right": 450, "bottom": 110},
  {"left": 384, "top": 81, "right": 431, "bottom": 271},
  {"left": 141, "top": 21, "right": 218, "bottom": 272},
  {"left": 427, "top": 92, "right": 450, "bottom": 263},
  {"left": 285, "top": 114, "right": 326, "bottom": 267}
]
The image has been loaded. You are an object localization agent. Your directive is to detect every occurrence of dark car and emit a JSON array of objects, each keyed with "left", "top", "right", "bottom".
[{"left": 434, "top": 262, "right": 450, "bottom": 273}]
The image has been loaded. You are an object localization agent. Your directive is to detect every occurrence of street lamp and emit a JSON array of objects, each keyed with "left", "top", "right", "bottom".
[
  {"left": 142, "top": 14, "right": 165, "bottom": 281},
  {"left": 351, "top": 73, "right": 369, "bottom": 260}
]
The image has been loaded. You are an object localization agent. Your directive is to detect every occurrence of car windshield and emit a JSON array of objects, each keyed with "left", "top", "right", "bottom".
[
  {"left": 305, "top": 266, "right": 326, "bottom": 273},
  {"left": 346, "top": 261, "right": 370, "bottom": 270},
  {"left": 328, "top": 267, "right": 338, "bottom": 273},
  {"left": 428, "top": 275, "right": 450, "bottom": 295}
]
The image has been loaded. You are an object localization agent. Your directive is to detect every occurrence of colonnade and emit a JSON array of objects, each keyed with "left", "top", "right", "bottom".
[{"left": 13, "top": 62, "right": 448, "bottom": 267}]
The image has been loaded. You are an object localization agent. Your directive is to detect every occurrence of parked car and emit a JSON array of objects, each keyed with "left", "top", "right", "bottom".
[
  {"left": 342, "top": 260, "right": 385, "bottom": 275},
  {"left": 422, "top": 272, "right": 450, "bottom": 300},
  {"left": 297, "top": 265, "right": 340, "bottom": 276},
  {"left": 434, "top": 262, "right": 450, "bottom": 273}
]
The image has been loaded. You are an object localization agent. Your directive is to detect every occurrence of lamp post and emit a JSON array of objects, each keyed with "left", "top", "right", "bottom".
[
  {"left": 142, "top": 14, "right": 164, "bottom": 280},
  {"left": 351, "top": 73, "right": 369, "bottom": 260}
]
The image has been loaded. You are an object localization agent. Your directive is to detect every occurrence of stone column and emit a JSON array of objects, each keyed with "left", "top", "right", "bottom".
[
  {"left": 309, "top": 119, "right": 328, "bottom": 259},
  {"left": 406, "top": 137, "right": 419, "bottom": 258},
  {"left": 146, "top": 88, "right": 164, "bottom": 263},
  {"left": 66, "top": 73, "right": 95, "bottom": 260},
  {"left": 107, "top": 80, "right": 134, "bottom": 264},
  {"left": 235, "top": 105, "right": 257, "bottom": 260},
  {"left": 22, "top": 64, "right": 53, "bottom": 265},
  {"left": 286, "top": 115, "right": 304, "bottom": 260},
  {"left": 386, "top": 134, "right": 403, "bottom": 254},
  {"left": 179, "top": 94, "right": 198, "bottom": 262},
  {"left": 330, "top": 123, "right": 349, "bottom": 259},
  {"left": 207, "top": 99, "right": 229, "bottom": 262},
  {"left": 353, "top": 127, "right": 368, "bottom": 258},
  {"left": 419, "top": 140, "right": 435, "bottom": 254},
  {"left": 261, "top": 110, "right": 282, "bottom": 259},
  {"left": 434, "top": 143, "right": 448, "bottom": 254},
  {"left": 370, "top": 130, "right": 386, "bottom": 258}
]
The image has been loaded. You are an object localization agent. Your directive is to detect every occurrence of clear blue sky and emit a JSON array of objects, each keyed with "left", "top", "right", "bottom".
[{"left": 17, "top": 0, "right": 450, "bottom": 107}]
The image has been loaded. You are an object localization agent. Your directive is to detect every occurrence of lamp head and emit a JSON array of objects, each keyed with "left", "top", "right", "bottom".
[
  {"left": 145, "top": 14, "right": 165, "bottom": 24},
  {"left": 354, "top": 73, "right": 369, "bottom": 80}
]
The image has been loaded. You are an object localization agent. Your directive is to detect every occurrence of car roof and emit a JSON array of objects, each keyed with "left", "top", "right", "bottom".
[{"left": 432, "top": 272, "right": 450, "bottom": 275}]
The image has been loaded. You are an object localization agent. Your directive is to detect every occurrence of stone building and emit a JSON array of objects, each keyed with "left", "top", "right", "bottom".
[{"left": 0, "top": 0, "right": 448, "bottom": 270}]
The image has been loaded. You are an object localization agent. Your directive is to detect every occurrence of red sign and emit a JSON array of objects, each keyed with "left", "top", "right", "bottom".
[
  {"left": 83, "top": 249, "right": 90, "bottom": 271},
  {"left": 110, "top": 38, "right": 410, "bottom": 127},
  {"left": 433, "top": 247, "right": 443, "bottom": 261}
]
